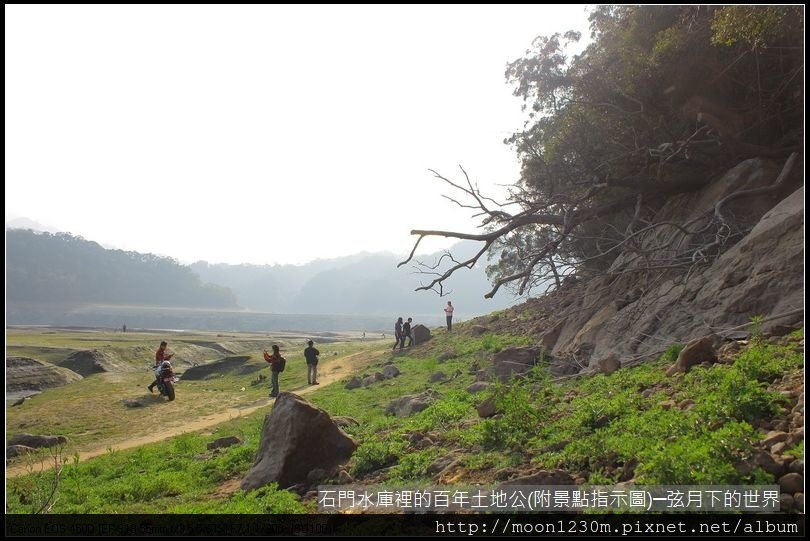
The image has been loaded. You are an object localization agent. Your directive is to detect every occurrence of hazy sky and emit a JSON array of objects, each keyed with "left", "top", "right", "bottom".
[{"left": 6, "top": 5, "right": 591, "bottom": 265}]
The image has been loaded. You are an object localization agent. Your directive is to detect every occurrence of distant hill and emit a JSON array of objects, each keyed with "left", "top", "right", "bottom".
[
  {"left": 5, "top": 217, "right": 62, "bottom": 234},
  {"left": 6, "top": 229, "right": 237, "bottom": 308},
  {"left": 190, "top": 242, "right": 521, "bottom": 318},
  {"left": 5, "top": 229, "right": 519, "bottom": 328}
]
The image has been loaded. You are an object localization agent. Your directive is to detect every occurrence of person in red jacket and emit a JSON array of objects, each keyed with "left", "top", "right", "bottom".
[
  {"left": 148, "top": 341, "right": 174, "bottom": 392},
  {"left": 263, "top": 344, "right": 285, "bottom": 398}
]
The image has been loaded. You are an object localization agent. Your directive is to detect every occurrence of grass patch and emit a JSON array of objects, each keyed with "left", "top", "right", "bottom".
[{"left": 5, "top": 326, "right": 804, "bottom": 512}]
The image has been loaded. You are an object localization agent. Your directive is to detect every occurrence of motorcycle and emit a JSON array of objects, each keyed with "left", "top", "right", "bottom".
[{"left": 151, "top": 360, "right": 178, "bottom": 401}]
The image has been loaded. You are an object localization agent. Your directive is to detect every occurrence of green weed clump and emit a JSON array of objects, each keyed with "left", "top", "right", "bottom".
[{"left": 476, "top": 337, "right": 803, "bottom": 485}]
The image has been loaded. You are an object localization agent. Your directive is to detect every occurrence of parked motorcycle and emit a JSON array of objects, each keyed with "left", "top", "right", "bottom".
[{"left": 151, "top": 360, "right": 177, "bottom": 401}]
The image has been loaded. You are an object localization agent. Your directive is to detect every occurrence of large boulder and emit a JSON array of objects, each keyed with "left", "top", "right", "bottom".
[
  {"left": 241, "top": 393, "right": 357, "bottom": 491},
  {"left": 491, "top": 347, "right": 542, "bottom": 382},
  {"left": 412, "top": 324, "right": 432, "bottom": 345}
]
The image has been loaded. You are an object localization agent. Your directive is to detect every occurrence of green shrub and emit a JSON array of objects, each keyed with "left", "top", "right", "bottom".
[
  {"left": 635, "top": 422, "right": 761, "bottom": 484},
  {"left": 350, "top": 438, "right": 401, "bottom": 477},
  {"left": 659, "top": 343, "right": 685, "bottom": 364}
]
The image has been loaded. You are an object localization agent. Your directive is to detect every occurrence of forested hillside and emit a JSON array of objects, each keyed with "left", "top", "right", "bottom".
[
  {"left": 6, "top": 229, "right": 237, "bottom": 308},
  {"left": 6, "top": 229, "right": 516, "bottom": 322}
]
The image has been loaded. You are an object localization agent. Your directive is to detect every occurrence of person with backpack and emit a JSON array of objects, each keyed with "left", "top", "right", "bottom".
[
  {"left": 304, "top": 339, "right": 320, "bottom": 385},
  {"left": 263, "top": 344, "right": 286, "bottom": 398}
]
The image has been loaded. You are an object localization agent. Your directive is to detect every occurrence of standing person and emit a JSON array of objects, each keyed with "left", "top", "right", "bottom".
[
  {"left": 403, "top": 317, "right": 413, "bottom": 348},
  {"left": 148, "top": 340, "right": 174, "bottom": 392},
  {"left": 263, "top": 344, "right": 286, "bottom": 398},
  {"left": 304, "top": 340, "right": 320, "bottom": 385},
  {"left": 444, "top": 301, "right": 454, "bottom": 332},
  {"left": 393, "top": 317, "right": 404, "bottom": 351}
]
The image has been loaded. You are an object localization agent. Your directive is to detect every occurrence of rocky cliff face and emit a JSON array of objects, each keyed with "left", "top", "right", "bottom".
[{"left": 472, "top": 157, "right": 804, "bottom": 372}]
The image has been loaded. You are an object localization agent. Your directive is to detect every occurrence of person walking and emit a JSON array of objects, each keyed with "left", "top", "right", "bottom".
[
  {"left": 444, "top": 301, "right": 454, "bottom": 332},
  {"left": 304, "top": 340, "right": 320, "bottom": 385},
  {"left": 403, "top": 317, "right": 413, "bottom": 348},
  {"left": 393, "top": 317, "right": 404, "bottom": 350},
  {"left": 148, "top": 340, "right": 174, "bottom": 392},
  {"left": 263, "top": 344, "right": 286, "bottom": 398}
]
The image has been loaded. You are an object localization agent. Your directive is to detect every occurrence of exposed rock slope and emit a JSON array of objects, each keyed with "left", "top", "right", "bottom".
[{"left": 469, "top": 158, "right": 803, "bottom": 372}]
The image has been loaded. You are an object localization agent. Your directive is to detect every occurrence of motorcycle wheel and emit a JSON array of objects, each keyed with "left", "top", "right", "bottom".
[{"left": 164, "top": 381, "right": 175, "bottom": 401}]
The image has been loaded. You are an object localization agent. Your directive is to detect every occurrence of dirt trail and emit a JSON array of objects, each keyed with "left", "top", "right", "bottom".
[{"left": 6, "top": 349, "right": 384, "bottom": 478}]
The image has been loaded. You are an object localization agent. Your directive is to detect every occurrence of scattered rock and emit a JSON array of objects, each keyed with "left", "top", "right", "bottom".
[
  {"left": 207, "top": 436, "right": 242, "bottom": 450},
  {"left": 761, "top": 431, "right": 789, "bottom": 447},
  {"left": 596, "top": 355, "right": 621, "bottom": 374},
  {"left": 429, "top": 371, "right": 446, "bottom": 383},
  {"left": 344, "top": 376, "right": 362, "bottom": 390},
  {"left": 477, "top": 397, "right": 497, "bottom": 418},
  {"left": 381, "top": 365, "right": 401, "bottom": 379},
  {"left": 677, "top": 399, "right": 695, "bottom": 410},
  {"left": 414, "top": 437, "right": 434, "bottom": 450},
  {"left": 338, "top": 469, "right": 354, "bottom": 484},
  {"left": 777, "top": 472, "right": 803, "bottom": 494},
  {"left": 428, "top": 456, "right": 458, "bottom": 476},
  {"left": 499, "top": 470, "right": 575, "bottom": 486},
  {"left": 437, "top": 352, "right": 456, "bottom": 362},
  {"left": 658, "top": 400, "right": 676, "bottom": 410},
  {"left": 666, "top": 336, "right": 719, "bottom": 376},
  {"left": 491, "top": 347, "right": 541, "bottom": 382},
  {"left": 8, "top": 434, "right": 68, "bottom": 449},
  {"left": 306, "top": 468, "right": 326, "bottom": 485},
  {"left": 751, "top": 452, "right": 786, "bottom": 477},
  {"left": 332, "top": 416, "right": 359, "bottom": 429},
  {"left": 619, "top": 458, "right": 637, "bottom": 482},
  {"left": 385, "top": 390, "right": 440, "bottom": 417},
  {"left": 771, "top": 442, "right": 787, "bottom": 455},
  {"left": 470, "top": 325, "right": 488, "bottom": 336},
  {"left": 6, "top": 445, "right": 37, "bottom": 459},
  {"left": 467, "top": 382, "right": 490, "bottom": 394}
]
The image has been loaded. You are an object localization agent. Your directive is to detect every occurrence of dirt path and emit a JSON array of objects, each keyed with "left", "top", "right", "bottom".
[{"left": 6, "top": 349, "right": 384, "bottom": 478}]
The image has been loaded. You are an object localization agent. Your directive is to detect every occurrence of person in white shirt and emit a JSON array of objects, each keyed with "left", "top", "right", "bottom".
[{"left": 444, "top": 301, "right": 454, "bottom": 332}]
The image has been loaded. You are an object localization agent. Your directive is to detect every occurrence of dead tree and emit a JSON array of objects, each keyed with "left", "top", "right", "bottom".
[{"left": 399, "top": 153, "right": 798, "bottom": 299}]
